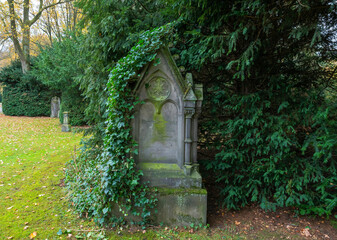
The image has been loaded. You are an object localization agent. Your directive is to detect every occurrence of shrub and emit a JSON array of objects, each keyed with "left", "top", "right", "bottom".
[
  {"left": 59, "top": 88, "right": 87, "bottom": 126},
  {"left": 0, "top": 60, "right": 52, "bottom": 117},
  {"left": 32, "top": 34, "right": 88, "bottom": 125}
]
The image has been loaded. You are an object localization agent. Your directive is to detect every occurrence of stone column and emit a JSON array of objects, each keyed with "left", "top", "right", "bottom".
[
  {"left": 192, "top": 84, "right": 203, "bottom": 171},
  {"left": 184, "top": 108, "right": 194, "bottom": 175},
  {"left": 191, "top": 109, "right": 201, "bottom": 166}
]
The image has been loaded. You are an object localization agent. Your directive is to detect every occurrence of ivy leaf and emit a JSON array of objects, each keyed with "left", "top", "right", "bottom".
[{"left": 103, "top": 207, "right": 109, "bottom": 214}]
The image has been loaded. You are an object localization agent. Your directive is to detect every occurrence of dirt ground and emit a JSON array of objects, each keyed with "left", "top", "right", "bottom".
[{"left": 205, "top": 176, "right": 337, "bottom": 240}]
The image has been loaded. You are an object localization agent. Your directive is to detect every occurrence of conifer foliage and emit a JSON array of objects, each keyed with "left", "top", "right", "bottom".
[{"left": 173, "top": 0, "right": 337, "bottom": 215}]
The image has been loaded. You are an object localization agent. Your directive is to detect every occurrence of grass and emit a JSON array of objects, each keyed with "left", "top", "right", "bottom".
[
  {"left": 0, "top": 115, "right": 98, "bottom": 239},
  {"left": 0, "top": 115, "right": 247, "bottom": 239},
  {"left": 1, "top": 114, "right": 334, "bottom": 239}
]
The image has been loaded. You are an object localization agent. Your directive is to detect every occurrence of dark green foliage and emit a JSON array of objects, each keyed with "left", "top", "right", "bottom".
[
  {"left": 0, "top": 60, "right": 52, "bottom": 117},
  {"left": 172, "top": 0, "right": 337, "bottom": 216},
  {"left": 59, "top": 88, "right": 87, "bottom": 126},
  {"left": 32, "top": 34, "right": 87, "bottom": 126}
]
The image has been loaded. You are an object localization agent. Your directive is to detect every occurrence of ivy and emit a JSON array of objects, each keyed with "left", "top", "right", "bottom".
[{"left": 65, "top": 23, "right": 173, "bottom": 226}]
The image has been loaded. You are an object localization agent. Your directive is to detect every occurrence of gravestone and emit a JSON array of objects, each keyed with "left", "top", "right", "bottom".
[
  {"left": 50, "top": 96, "right": 60, "bottom": 118},
  {"left": 132, "top": 47, "right": 207, "bottom": 225}
]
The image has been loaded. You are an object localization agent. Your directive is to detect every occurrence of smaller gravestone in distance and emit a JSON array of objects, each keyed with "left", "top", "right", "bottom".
[
  {"left": 50, "top": 97, "right": 60, "bottom": 118},
  {"left": 61, "top": 112, "right": 71, "bottom": 132}
]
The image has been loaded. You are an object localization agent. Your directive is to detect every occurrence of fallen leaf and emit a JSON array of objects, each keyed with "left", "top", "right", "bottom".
[
  {"left": 24, "top": 226, "right": 29, "bottom": 230},
  {"left": 29, "top": 232, "right": 37, "bottom": 239},
  {"left": 300, "top": 228, "right": 311, "bottom": 237},
  {"left": 7, "top": 206, "right": 13, "bottom": 210},
  {"left": 235, "top": 221, "right": 241, "bottom": 225}
]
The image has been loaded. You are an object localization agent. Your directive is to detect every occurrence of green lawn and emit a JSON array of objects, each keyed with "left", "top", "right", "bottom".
[
  {"left": 3, "top": 114, "right": 333, "bottom": 240},
  {"left": 0, "top": 115, "right": 99, "bottom": 239},
  {"left": 0, "top": 115, "right": 242, "bottom": 239}
]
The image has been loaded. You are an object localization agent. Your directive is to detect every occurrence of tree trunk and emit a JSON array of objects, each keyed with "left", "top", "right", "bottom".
[
  {"left": 7, "top": 0, "right": 71, "bottom": 73},
  {"left": 21, "top": 0, "right": 31, "bottom": 73},
  {"left": 21, "top": 27, "right": 31, "bottom": 73}
]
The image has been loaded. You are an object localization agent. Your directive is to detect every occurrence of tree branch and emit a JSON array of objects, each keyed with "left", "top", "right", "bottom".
[
  {"left": 134, "top": 0, "right": 152, "bottom": 13},
  {"left": 29, "top": 0, "right": 73, "bottom": 27},
  {"left": 0, "top": 5, "right": 23, "bottom": 26}
]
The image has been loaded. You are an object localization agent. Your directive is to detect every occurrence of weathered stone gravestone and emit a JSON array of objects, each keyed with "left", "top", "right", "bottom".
[
  {"left": 133, "top": 47, "right": 207, "bottom": 225},
  {"left": 50, "top": 96, "right": 60, "bottom": 118},
  {"left": 61, "top": 112, "right": 71, "bottom": 132}
]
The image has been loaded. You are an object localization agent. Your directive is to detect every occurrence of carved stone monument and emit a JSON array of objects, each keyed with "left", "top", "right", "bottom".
[
  {"left": 61, "top": 112, "right": 71, "bottom": 132},
  {"left": 50, "top": 96, "right": 60, "bottom": 118},
  {"left": 133, "top": 47, "right": 207, "bottom": 225}
]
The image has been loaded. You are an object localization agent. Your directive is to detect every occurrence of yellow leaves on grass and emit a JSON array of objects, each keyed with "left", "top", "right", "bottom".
[
  {"left": 0, "top": 116, "right": 87, "bottom": 238},
  {"left": 29, "top": 231, "right": 37, "bottom": 239}
]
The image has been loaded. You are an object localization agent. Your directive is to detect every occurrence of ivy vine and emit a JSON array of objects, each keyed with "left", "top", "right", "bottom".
[{"left": 65, "top": 23, "right": 174, "bottom": 226}]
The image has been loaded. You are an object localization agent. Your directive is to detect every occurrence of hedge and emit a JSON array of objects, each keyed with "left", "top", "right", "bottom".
[{"left": 0, "top": 60, "right": 53, "bottom": 117}]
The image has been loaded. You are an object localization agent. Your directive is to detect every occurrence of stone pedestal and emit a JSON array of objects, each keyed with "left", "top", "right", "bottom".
[
  {"left": 132, "top": 47, "right": 207, "bottom": 226},
  {"left": 152, "top": 188, "right": 207, "bottom": 226},
  {"left": 110, "top": 188, "right": 207, "bottom": 226},
  {"left": 61, "top": 112, "right": 71, "bottom": 132}
]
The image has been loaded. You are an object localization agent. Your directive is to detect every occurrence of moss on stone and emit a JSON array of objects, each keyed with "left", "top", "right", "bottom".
[
  {"left": 155, "top": 187, "right": 207, "bottom": 196},
  {"left": 152, "top": 112, "right": 167, "bottom": 143},
  {"left": 139, "top": 163, "right": 181, "bottom": 171}
]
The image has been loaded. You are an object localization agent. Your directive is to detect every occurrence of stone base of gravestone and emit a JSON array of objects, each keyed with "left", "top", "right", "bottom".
[
  {"left": 138, "top": 163, "right": 202, "bottom": 188},
  {"left": 153, "top": 188, "right": 207, "bottom": 226},
  {"left": 110, "top": 187, "right": 207, "bottom": 226}
]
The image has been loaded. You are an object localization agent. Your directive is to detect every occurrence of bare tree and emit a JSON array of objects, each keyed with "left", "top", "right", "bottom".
[
  {"left": 2, "top": 0, "right": 72, "bottom": 73},
  {"left": 38, "top": 1, "right": 81, "bottom": 45}
]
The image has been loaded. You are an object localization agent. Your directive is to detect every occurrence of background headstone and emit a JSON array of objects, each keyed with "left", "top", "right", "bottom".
[{"left": 50, "top": 96, "right": 60, "bottom": 118}]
